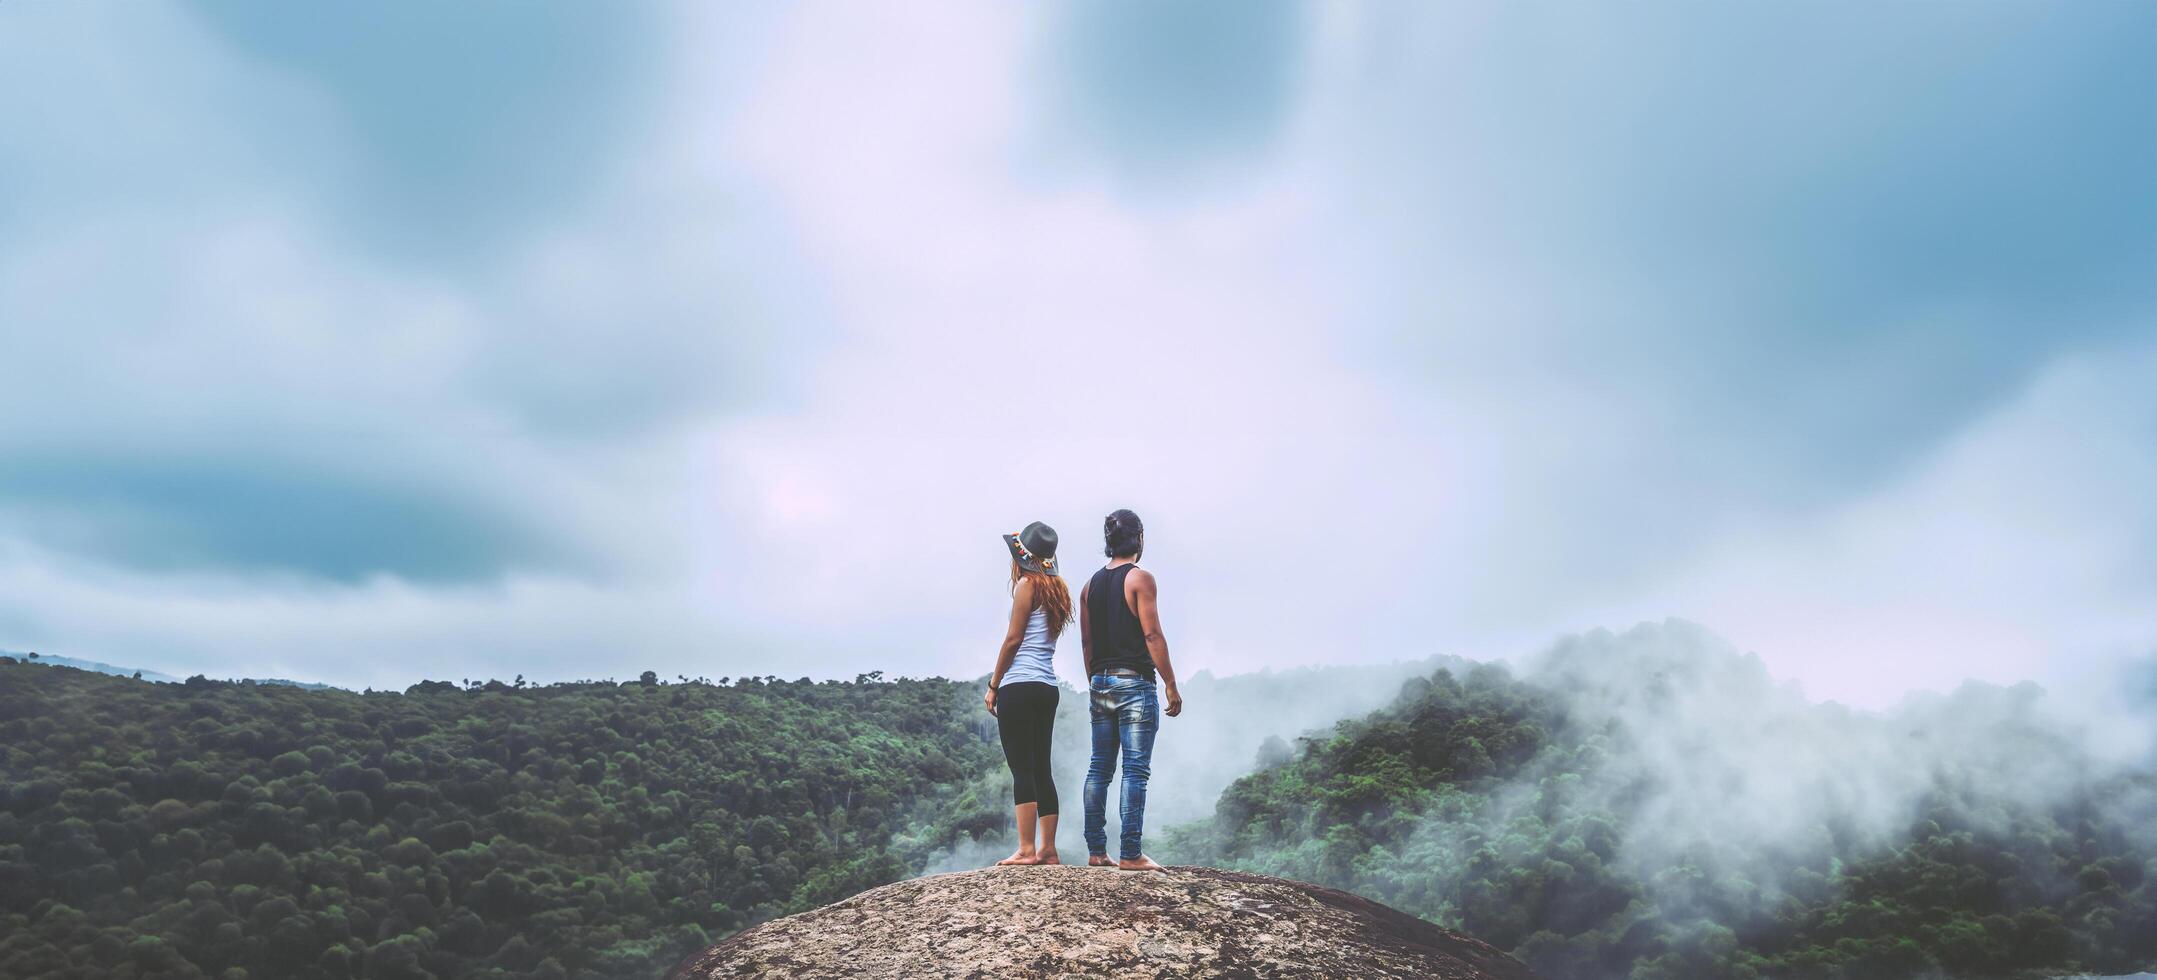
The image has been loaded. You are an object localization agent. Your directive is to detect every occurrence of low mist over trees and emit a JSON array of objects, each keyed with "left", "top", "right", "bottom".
[
  {"left": 0, "top": 661, "right": 1003, "bottom": 980},
  {"left": 1169, "top": 622, "right": 2157, "bottom": 979}
]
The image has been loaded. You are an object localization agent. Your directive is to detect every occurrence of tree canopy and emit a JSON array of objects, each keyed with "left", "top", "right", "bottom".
[{"left": 0, "top": 660, "right": 1004, "bottom": 980}]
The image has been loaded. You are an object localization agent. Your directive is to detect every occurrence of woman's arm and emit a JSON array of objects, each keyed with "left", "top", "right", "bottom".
[
  {"left": 985, "top": 579, "right": 1034, "bottom": 715},
  {"left": 1079, "top": 581, "right": 1094, "bottom": 677}
]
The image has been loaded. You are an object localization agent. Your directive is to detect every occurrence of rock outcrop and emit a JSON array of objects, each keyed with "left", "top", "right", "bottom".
[{"left": 667, "top": 865, "right": 1541, "bottom": 979}]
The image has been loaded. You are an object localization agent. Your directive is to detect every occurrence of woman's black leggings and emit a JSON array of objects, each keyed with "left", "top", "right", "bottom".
[{"left": 996, "top": 682, "right": 1059, "bottom": 815}]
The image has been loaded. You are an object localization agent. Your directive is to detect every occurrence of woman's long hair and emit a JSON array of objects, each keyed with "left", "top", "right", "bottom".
[{"left": 1010, "top": 561, "right": 1075, "bottom": 640}]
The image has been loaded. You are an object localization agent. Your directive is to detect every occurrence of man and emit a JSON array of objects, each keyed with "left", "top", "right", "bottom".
[{"left": 1079, "top": 508, "right": 1183, "bottom": 872}]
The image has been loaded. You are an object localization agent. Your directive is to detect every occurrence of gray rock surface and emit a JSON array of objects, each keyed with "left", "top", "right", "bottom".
[{"left": 667, "top": 865, "right": 1541, "bottom": 979}]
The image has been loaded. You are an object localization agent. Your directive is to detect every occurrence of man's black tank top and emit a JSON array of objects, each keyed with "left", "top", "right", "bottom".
[{"left": 1087, "top": 564, "right": 1153, "bottom": 680}]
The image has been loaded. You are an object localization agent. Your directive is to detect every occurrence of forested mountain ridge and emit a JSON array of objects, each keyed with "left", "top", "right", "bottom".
[
  {"left": 8, "top": 627, "right": 2153, "bottom": 980},
  {"left": 0, "top": 659, "right": 1007, "bottom": 980},
  {"left": 1167, "top": 622, "right": 2157, "bottom": 980}
]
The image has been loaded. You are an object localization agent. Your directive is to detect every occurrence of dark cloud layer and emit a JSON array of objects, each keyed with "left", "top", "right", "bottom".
[
  {"left": 1342, "top": 2, "right": 2157, "bottom": 496},
  {"left": 1047, "top": 0, "right": 1307, "bottom": 180},
  {"left": 0, "top": 453, "right": 568, "bottom": 584},
  {"left": 180, "top": 0, "right": 665, "bottom": 265}
]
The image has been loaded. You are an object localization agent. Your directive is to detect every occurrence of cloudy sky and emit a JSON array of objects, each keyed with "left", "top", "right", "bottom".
[{"left": 2, "top": 1, "right": 2152, "bottom": 705}]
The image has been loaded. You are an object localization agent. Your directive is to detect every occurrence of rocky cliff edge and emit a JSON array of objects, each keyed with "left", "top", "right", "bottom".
[{"left": 667, "top": 864, "right": 1541, "bottom": 979}]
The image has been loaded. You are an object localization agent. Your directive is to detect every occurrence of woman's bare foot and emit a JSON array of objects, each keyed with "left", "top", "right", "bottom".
[
  {"left": 1037, "top": 850, "right": 1061, "bottom": 866},
  {"left": 1116, "top": 855, "right": 1167, "bottom": 872},
  {"left": 995, "top": 850, "right": 1041, "bottom": 866},
  {"left": 1088, "top": 854, "right": 1114, "bottom": 867}
]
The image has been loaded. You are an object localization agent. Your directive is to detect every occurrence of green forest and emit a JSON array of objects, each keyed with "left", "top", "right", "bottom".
[
  {"left": 0, "top": 659, "right": 1006, "bottom": 980},
  {"left": 1167, "top": 658, "right": 2157, "bottom": 979}
]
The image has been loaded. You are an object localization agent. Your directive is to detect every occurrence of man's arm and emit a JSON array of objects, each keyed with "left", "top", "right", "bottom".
[
  {"left": 1079, "top": 581, "right": 1094, "bottom": 678},
  {"left": 1127, "top": 569, "right": 1181, "bottom": 717}
]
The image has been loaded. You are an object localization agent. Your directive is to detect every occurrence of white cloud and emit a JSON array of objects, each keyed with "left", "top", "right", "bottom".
[
  {"left": 697, "top": 0, "right": 1464, "bottom": 682},
  {"left": 1581, "top": 339, "right": 2157, "bottom": 706}
]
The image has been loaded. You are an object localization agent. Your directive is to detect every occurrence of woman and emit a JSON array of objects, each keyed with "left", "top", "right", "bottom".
[{"left": 984, "top": 520, "right": 1072, "bottom": 866}]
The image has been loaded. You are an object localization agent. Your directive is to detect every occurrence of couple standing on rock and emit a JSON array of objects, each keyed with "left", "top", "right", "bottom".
[{"left": 983, "top": 508, "right": 1183, "bottom": 873}]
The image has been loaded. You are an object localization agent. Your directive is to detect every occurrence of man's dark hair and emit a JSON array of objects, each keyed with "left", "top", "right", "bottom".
[{"left": 1104, "top": 509, "right": 1144, "bottom": 558}]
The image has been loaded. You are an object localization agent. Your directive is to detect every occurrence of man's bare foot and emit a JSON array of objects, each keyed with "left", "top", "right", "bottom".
[
  {"left": 1116, "top": 856, "right": 1167, "bottom": 872},
  {"left": 995, "top": 850, "right": 1040, "bottom": 866},
  {"left": 1088, "top": 855, "right": 1114, "bottom": 867},
  {"left": 1037, "top": 850, "right": 1061, "bottom": 866}
]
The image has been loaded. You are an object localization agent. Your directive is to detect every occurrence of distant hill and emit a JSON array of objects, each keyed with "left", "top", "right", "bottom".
[
  {"left": 0, "top": 650, "right": 332, "bottom": 688},
  {"left": 0, "top": 650, "right": 181, "bottom": 683},
  {"left": 234, "top": 676, "right": 335, "bottom": 690}
]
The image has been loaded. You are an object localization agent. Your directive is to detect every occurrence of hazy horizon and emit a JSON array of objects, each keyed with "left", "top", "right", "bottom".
[{"left": 4, "top": 2, "right": 2154, "bottom": 708}]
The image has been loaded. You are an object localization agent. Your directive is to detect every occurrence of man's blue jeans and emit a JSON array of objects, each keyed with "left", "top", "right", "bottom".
[{"left": 1083, "top": 673, "right": 1159, "bottom": 861}]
